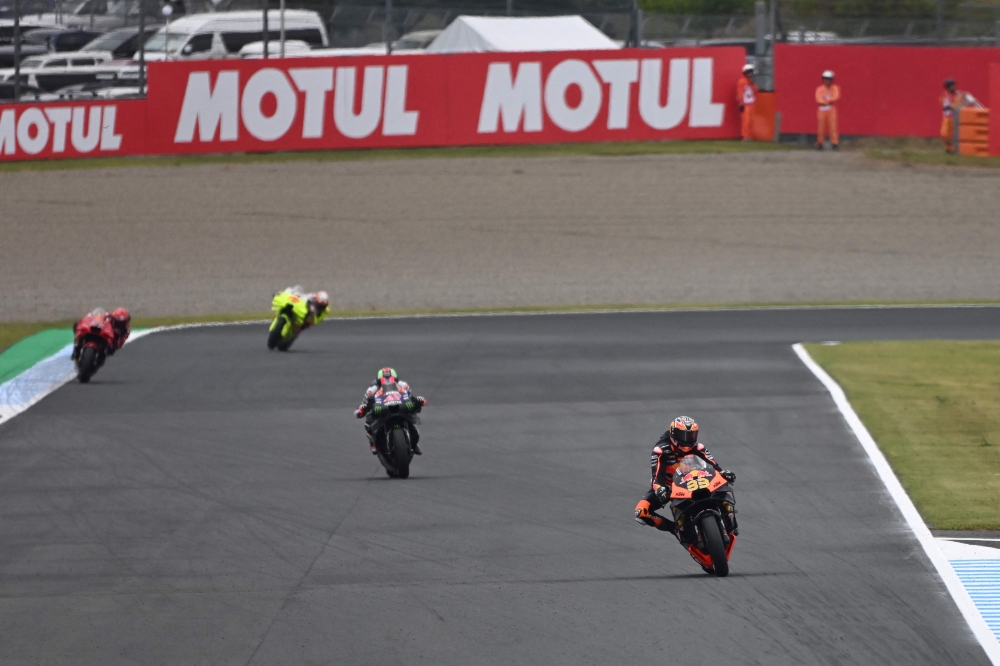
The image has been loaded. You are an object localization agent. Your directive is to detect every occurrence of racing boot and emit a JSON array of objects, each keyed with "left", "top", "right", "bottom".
[
  {"left": 365, "top": 425, "right": 377, "bottom": 455},
  {"left": 634, "top": 501, "right": 676, "bottom": 534}
]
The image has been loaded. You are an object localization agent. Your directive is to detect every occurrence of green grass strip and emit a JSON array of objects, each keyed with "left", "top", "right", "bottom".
[
  {"left": 805, "top": 340, "right": 1000, "bottom": 531},
  {"left": 0, "top": 139, "right": 794, "bottom": 173},
  {"left": 855, "top": 137, "right": 1000, "bottom": 168},
  {"left": 0, "top": 328, "right": 75, "bottom": 384},
  {"left": 3, "top": 300, "right": 999, "bottom": 356}
]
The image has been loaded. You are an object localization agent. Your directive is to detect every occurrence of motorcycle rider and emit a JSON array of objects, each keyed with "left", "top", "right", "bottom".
[
  {"left": 269, "top": 286, "right": 330, "bottom": 346},
  {"left": 634, "top": 416, "right": 736, "bottom": 534},
  {"left": 71, "top": 307, "right": 130, "bottom": 361},
  {"left": 107, "top": 308, "right": 131, "bottom": 356},
  {"left": 355, "top": 367, "right": 426, "bottom": 456}
]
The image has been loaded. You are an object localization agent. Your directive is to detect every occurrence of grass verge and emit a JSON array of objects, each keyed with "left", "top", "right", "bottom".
[
  {"left": 0, "top": 139, "right": 794, "bottom": 173},
  {"left": 2, "top": 298, "right": 998, "bottom": 356},
  {"left": 805, "top": 340, "right": 1000, "bottom": 531},
  {"left": 854, "top": 137, "right": 1000, "bottom": 168}
]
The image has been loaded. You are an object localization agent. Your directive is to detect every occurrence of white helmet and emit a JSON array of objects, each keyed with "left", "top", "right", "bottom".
[
  {"left": 822, "top": 70, "right": 835, "bottom": 79},
  {"left": 742, "top": 64, "right": 755, "bottom": 73}
]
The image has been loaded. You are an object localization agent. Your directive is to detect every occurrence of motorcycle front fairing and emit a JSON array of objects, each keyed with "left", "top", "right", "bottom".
[{"left": 668, "top": 455, "right": 737, "bottom": 546}]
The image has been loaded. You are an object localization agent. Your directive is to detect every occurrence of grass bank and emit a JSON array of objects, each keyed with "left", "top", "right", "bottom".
[
  {"left": 0, "top": 139, "right": 794, "bottom": 173},
  {"left": 805, "top": 340, "right": 1000, "bottom": 530},
  {"left": 854, "top": 137, "right": 1000, "bottom": 168},
  {"left": 3, "top": 299, "right": 998, "bottom": 356}
]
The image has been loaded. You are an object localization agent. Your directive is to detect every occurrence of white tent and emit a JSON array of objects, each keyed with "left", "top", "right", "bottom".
[{"left": 425, "top": 16, "right": 620, "bottom": 54}]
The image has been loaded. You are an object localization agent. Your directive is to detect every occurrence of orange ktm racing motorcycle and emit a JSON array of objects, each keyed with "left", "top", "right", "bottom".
[{"left": 668, "top": 454, "right": 739, "bottom": 577}]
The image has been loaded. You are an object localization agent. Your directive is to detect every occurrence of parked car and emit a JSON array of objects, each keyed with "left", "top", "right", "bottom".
[
  {"left": 41, "top": 78, "right": 140, "bottom": 99},
  {"left": 0, "top": 50, "right": 116, "bottom": 91},
  {"left": 392, "top": 29, "right": 440, "bottom": 50},
  {"left": 34, "top": 0, "right": 166, "bottom": 32},
  {"left": 238, "top": 38, "right": 310, "bottom": 58},
  {"left": 0, "top": 28, "right": 101, "bottom": 67},
  {"left": 79, "top": 24, "right": 160, "bottom": 59},
  {"left": 0, "top": 80, "right": 43, "bottom": 99},
  {"left": 0, "top": 19, "right": 51, "bottom": 45},
  {"left": 140, "top": 10, "right": 328, "bottom": 61}
]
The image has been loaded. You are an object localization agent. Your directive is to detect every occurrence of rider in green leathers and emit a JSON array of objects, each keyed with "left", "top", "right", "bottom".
[{"left": 267, "top": 286, "right": 330, "bottom": 350}]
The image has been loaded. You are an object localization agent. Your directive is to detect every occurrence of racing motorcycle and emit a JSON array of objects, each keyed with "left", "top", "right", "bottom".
[
  {"left": 668, "top": 455, "right": 738, "bottom": 577},
  {"left": 364, "top": 387, "right": 423, "bottom": 479},
  {"left": 72, "top": 309, "right": 115, "bottom": 383},
  {"left": 267, "top": 288, "right": 311, "bottom": 351}
]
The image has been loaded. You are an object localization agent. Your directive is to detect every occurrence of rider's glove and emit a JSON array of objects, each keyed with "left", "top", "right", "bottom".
[
  {"left": 654, "top": 485, "right": 669, "bottom": 504},
  {"left": 416, "top": 396, "right": 426, "bottom": 406},
  {"left": 721, "top": 470, "right": 736, "bottom": 484},
  {"left": 739, "top": 104, "right": 745, "bottom": 112},
  {"left": 355, "top": 406, "right": 366, "bottom": 418}
]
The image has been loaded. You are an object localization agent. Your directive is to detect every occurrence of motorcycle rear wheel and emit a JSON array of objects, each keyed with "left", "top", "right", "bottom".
[
  {"left": 391, "top": 427, "right": 410, "bottom": 479},
  {"left": 77, "top": 346, "right": 97, "bottom": 383},
  {"left": 699, "top": 515, "right": 729, "bottom": 577}
]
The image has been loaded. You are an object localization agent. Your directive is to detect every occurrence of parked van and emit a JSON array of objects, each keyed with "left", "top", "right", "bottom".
[{"left": 140, "top": 10, "right": 328, "bottom": 61}]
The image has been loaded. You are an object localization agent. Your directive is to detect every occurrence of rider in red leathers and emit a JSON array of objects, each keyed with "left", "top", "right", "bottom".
[
  {"left": 72, "top": 307, "right": 131, "bottom": 361},
  {"left": 108, "top": 308, "right": 131, "bottom": 355},
  {"left": 634, "top": 416, "right": 736, "bottom": 534}
]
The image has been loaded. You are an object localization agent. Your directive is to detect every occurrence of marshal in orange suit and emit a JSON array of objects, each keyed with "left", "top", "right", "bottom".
[
  {"left": 815, "top": 70, "right": 841, "bottom": 150},
  {"left": 736, "top": 64, "right": 758, "bottom": 141}
]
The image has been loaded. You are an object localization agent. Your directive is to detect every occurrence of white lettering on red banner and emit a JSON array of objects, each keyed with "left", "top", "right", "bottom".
[
  {"left": 478, "top": 57, "right": 724, "bottom": 134},
  {"left": 0, "top": 105, "right": 122, "bottom": 156},
  {"left": 173, "top": 65, "right": 420, "bottom": 143}
]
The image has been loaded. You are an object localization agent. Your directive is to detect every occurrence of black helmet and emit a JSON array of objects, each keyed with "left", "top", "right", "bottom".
[
  {"left": 669, "top": 416, "right": 699, "bottom": 450},
  {"left": 944, "top": 78, "right": 956, "bottom": 88}
]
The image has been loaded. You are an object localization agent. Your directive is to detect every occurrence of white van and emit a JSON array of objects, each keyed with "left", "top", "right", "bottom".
[{"left": 140, "top": 10, "right": 328, "bottom": 61}]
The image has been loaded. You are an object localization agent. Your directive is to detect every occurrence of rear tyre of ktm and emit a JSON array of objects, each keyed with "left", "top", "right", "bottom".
[
  {"left": 77, "top": 346, "right": 97, "bottom": 383},
  {"left": 700, "top": 515, "right": 729, "bottom": 577},
  {"left": 391, "top": 428, "right": 410, "bottom": 479},
  {"left": 267, "top": 316, "right": 286, "bottom": 350}
]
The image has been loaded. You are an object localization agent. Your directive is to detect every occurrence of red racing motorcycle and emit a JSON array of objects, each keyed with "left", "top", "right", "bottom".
[
  {"left": 668, "top": 455, "right": 739, "bottom": 577},
  {"left": 72, "top": 309, "right": 116, "bottom": 383}
]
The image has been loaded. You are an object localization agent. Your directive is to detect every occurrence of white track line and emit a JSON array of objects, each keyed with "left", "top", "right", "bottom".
[{"left": 793, "top": 343, "right": 1000, "bottom": 664}]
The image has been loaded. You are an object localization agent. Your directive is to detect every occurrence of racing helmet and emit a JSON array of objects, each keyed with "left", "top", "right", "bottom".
[
  {"left": 313, "top": 290, "right": 330, "bottom": 313},
  {"left": 669, "top": 416, "right": 699, "bottom": 450},
  {"left": 742, "top": 64, "right": 755, "bottom": 74},
  {"left": 377, "top": 367, "right": 398, "bottom": 387},
  {"left": 111, "top": 308, "right": 130, "bottom": 325}
]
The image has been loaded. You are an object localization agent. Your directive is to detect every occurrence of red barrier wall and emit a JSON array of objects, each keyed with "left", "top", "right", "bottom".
[
  {"left": 0, "top": 98, "right": 146, "bottom": 160},
  {"left": 0, "top": 47, "right": 743, "bottom": 161},
  {"left": 774, "top": 44, "right": 1000, "bottom": 137}
]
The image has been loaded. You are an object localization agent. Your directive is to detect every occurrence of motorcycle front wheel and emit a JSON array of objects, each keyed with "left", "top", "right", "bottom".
[
  {"left": 77, "top": 346, "right": 98, "bottom": 383},
  {"left": 267, "top": 315, "right": 286, "bottom": 350},
  {"left": 699, "top": 514, "right": 729, "bottom": 577}
]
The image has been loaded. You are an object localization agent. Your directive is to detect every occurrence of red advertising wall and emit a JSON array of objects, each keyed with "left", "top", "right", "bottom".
[
  {"left": 0, "top": 98, "right": 146, "bottom": 161},
  {"left": 774, "top": 44, "right": 1000, "bottom": 137},
  {"left": 0, "top": 46, "right": 744, "bottom": 162}
]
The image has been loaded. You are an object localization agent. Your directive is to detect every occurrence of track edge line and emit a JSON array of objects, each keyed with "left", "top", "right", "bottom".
[{"left": 792, "top": 342, "right": 1000, "bottom": 664}]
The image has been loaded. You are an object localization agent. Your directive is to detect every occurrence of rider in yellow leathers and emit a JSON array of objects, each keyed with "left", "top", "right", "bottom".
[{"left": 268, "top": 286, "right": 330, "bottom": 350}]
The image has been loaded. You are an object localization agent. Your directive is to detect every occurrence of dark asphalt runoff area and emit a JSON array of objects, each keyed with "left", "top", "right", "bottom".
[{"left": 1, "top": 307, "right": 998, "bottom": 665}]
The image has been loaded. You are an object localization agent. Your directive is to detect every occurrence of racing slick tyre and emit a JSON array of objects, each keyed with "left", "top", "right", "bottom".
[
  {"left": 700, "top": 515, "right": 729, "bottom": 577},
  {"left": 77, "top": 346, "right": 97, "bottom": 383},
  {"left": 391, "top": 427, "right": 410, "bottom": 479},
  {"left": 267, "top": 316, "right": 286, "bottom": 350}
]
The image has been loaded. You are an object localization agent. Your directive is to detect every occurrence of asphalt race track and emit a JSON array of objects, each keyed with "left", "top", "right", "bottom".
[{"left": 2, "top": 307, "right": 998, "bottom": 665}]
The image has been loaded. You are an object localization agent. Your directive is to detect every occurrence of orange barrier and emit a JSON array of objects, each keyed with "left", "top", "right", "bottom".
[
  {"left": 750, "top": 91, "right": 776, "bottom": 141},
  {"left": 958, "top": 106, "right": 990, "bottom": 157}
]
